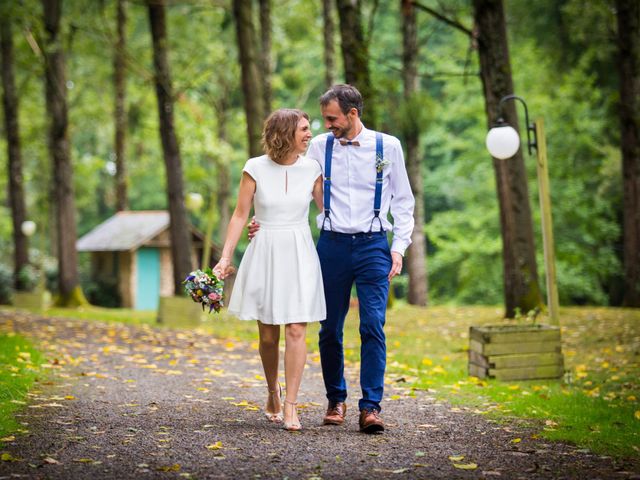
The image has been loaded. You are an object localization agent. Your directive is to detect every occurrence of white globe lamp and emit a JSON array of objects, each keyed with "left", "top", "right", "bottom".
[
  {"left": 486, "top": 124, "right": 520, "bottom": 160},
  {"left": 21, "top": 220, "right": 37, "bottom": 237}
]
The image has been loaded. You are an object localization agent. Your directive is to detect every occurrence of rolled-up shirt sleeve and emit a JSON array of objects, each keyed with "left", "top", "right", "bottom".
[{"left": 388, "top": 139, "right": 415, "bottom": 256}]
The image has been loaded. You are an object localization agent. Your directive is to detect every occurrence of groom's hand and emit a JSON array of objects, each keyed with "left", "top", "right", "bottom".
[
  {"left": 388, "top": 252, "right": 403, "bottom": 282},
  {"left": 247, "top": 216, "right": 260, "bottom": 240}
]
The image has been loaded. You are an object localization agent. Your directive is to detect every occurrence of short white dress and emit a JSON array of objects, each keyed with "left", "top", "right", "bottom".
[{"left": 228, "top": 154, "right": 327, "bottom": 324}]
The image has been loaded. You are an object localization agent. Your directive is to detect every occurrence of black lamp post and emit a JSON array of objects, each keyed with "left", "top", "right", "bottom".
[{"left": 485, "top": 95, "right": 560, "bottom": 326}]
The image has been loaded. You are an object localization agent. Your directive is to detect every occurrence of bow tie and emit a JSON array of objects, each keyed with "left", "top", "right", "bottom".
[{"left": 339, "top": 140, "right": 360, "bottom": 146}]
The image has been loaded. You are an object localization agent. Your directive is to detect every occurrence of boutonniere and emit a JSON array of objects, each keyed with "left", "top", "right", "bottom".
[{"left": 375, "top": 156, "right": 391, "bottom": 173}]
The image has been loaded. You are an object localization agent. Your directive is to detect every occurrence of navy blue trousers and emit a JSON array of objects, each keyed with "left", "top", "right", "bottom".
[{"left": 317, "top": 230, "right": 392, "bottom": 412}]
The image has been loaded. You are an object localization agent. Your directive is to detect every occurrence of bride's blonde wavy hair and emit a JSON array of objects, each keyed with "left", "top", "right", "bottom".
[{"left": 261, "top": 109, "right": 309, "bottom": 164}]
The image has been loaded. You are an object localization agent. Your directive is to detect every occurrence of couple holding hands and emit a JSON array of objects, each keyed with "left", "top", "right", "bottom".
[{"left": 213, "top": 84, "right": 415, "bottom": 433}]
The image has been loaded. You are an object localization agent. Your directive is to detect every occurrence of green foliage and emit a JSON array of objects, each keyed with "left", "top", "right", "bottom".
[
  {"left": 82, "top": 275, "right": 121, "bottom": 308},
  {"left": 0, "top": 265, "right": 13, "bottom": 305},
  {"left": 0, "top": 0, "right": 627, "bottom": 307},
  {"left": 16, "top": 264, "right": 40, "bottom": 292}
]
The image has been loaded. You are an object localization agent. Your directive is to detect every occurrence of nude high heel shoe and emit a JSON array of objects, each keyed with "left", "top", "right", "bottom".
[
  {"left": 283, "top": 400, "right": 302, "bottom": 431},
  {"left": 264, "top": 383, "right": 283, "bottom": 423}
]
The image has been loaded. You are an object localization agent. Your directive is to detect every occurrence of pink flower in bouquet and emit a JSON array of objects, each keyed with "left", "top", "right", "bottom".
[{"left": 208, "top": 292, "right": 221, "bottom": 301}]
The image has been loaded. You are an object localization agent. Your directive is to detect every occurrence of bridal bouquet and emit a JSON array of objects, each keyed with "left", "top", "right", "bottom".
[{"left": 183, "top": 268, "right": 224, "bottom": 313}]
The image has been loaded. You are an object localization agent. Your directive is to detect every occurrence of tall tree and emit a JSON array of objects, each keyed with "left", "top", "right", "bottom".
[
  {"left": 335, "top": 0, "right": 377, "bottom": 128},
  {"left": 114, "top": 0, "right": 128, "bottom": 211},
  {"left": 401, "top": 0, "right": 428, "bottom": 306},
  {"left": 616, "top": 0, "right": 640, "bottom": 307},
  {"left": 214, "top": 92, "right": 231, "bottom": 239},
  {"left": 472, "top": 0, "right": 544, "bottom": 317},
  {"left": 0, "top": 8, "right": 30, "bottom": 291},
  {"left": 42, "top": 0, "right": 86, "bottom": 305},
  {"left": 232, "top": 0, "right": 265, "bottom": 157},
  {"left": 147, "top": 0, "right": 193, "bottom": 294},
  {"left": 322, "top": 0, "right": 336, "bottom": 88},
  {"left": 259, "top": 0, "right": 272, "bottom": 115}
]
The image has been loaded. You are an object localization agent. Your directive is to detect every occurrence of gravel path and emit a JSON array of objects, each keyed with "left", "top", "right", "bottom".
[{"left": 0, "top": 310, "right": 638, "bottom": 480}]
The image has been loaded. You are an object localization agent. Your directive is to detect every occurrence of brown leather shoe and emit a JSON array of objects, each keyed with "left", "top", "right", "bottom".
[
  {"left": 359, "top": 409, "right": 384, "bottom": 433},
  {"left": 323, "top": 401, "right": 347, "bottom": 425}
]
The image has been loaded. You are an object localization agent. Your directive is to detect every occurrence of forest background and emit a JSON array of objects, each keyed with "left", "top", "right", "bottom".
[{"left": 0, "top": 0, "right": 628, "bottom": 308}]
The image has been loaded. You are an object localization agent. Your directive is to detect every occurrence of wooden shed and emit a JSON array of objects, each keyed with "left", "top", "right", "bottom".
[{"left": 76, "top": 211, "right": 221, "bottom": 310}]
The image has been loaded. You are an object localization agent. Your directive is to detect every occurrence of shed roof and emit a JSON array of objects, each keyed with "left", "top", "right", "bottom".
[{"left": 77, "top": 211, "right": 171, "bottom": 252}]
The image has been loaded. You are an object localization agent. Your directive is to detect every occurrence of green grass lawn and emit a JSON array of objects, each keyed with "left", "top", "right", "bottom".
[
  {"left": 0, "top": 333, "right": 44, "bottom": 440},
  {"left": 1, "top": 303, "right": 639, "bottom": 458},
  {"left": 375, "top": 305, "right": 639, "bottom": 459}
]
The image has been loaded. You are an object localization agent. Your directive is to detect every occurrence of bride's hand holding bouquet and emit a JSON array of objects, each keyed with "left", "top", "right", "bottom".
[{"left": 212, "top": 257, "right": 234, "bottom": 280}]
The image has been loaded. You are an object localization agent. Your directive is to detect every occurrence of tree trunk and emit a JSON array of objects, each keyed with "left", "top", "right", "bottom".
[
  {"left": 214, "top": 98, "right": 231, "bottom": 238},
  {"left": 472, "top": 0, "right": 543, "bottom": 317},
  {"left": 232, "top": 0, "right": 265, "bottom": 157},
  {"left": 42, "top": 0, "right": 85, "bottom": 305},
  {"left": 616, "top": 0, "right": 640, "bottom": 307},
  {"left": 0, "top": 12, "right": 30, "bottom": 291},
  {"left": 322, "top": 0, "right": 336, "bottom": 88},
  {"left": 335, "top": 0, "right": 377, "bottom": 128},
  {"left": 147, "top": 0, "right": 193, "bottom": 294},
  {"left": 259, "top": 0, "right": 272, "bottom": 115},
  {"left": 401, "top": 0, "right": 428, "bottom": 306},
  {"left": 114, "top": 0, "right": 128, "bottom": 211}
]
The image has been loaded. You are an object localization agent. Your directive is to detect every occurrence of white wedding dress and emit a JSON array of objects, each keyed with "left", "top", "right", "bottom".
[{"left": 228, "top": 154, "right": 326, "bottom": 324}]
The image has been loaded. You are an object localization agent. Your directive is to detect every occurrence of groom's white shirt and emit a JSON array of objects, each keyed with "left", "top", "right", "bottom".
[{"left": 306, "top": 125, "right": 415, "bottom": 256}]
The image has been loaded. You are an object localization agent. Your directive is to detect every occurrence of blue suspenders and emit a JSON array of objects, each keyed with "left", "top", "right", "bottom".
[
  {"left": 322, "top": 135, "right": 335, "bottom": 231},
  {"left": 322, "top": 132, "right": 384, "bottom": 232},
  {"left": 372, "top": 133, "right": 384, "bottom": 231}
]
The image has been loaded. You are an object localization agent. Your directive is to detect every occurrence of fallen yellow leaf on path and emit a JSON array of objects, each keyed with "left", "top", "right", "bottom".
[
  {"left": 453, "top": 463, "right": 478, "bottom": 470},
  {"left": 206, "top": 441, "right": 223, "bottom": 450},
  {"left": 448, "top": 455, "right": 464, "bottom": 461}
]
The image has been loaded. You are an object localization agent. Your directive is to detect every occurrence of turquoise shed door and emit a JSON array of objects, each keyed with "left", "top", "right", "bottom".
[{"left": 136, "top": 248, "right": 160, "bottom": 310}]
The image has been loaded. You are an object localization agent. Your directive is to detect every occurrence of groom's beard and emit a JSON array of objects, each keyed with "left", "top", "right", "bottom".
[{"left": 330, "top": 118, "right": 354, "bottom": 139}]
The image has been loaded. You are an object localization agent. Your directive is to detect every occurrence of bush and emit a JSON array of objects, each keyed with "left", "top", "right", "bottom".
[
  {"left": 392, "top": 274, "right": 409, "bottom": 300},
  {"left": 0, "top": 265, "right": 12, "bottom": 304},
  {"left": 45, "top": 264, "right": 58, "bottom": 294},
  {"left": 83, "top": 276, "right": 121, "bottom": 308},
  {"left": 16, "top": 264, "right": 41, "bottom": 292}
]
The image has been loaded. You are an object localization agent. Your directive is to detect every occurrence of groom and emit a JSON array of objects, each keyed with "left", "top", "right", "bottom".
[
  {"left": 306, "top": 84, "right": 414, "bottom": 433},
  {"left": 249, "top": 84, "right": 414, "bottom": 433}
]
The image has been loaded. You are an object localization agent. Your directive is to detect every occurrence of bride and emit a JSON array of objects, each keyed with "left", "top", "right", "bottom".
[{"left": 213, "top": 109, "right": 325, "bottom": 431}]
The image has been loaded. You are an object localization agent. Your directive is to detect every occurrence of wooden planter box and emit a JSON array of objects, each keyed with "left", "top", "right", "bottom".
[
  {"left": 468, "top": 324, "right": 564, "bottom": 381},
  {"left": 12, "top": 291, "right": 51, "bottom": 311},
  {"left": 157, "top": 295, "right": 207, "bottom": 328}
]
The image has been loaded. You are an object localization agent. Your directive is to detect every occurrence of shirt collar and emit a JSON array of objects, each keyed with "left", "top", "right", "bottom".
[{"left": 346, "top": 123, "right": 371, "bottom": 143}]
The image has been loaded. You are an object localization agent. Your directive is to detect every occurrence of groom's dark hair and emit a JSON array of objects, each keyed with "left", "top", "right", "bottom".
[{"left": 320, "top": 84, "right": 363, "bottom": 117}]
